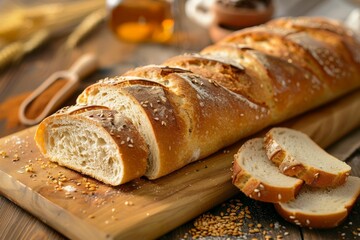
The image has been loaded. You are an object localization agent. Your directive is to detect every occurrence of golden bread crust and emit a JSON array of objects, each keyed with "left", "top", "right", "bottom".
[
  {"left": 36, "top": 17, "right": 360, "bottom": 185},
  {"left": 264, "top": 128, "right": 351, "bottom": 187},
  {"left": 35, "top": 107, "right": 148, "bottom": 185}
]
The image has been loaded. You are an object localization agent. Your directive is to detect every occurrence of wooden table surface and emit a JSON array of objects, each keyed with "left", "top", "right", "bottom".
[{"left": 0, "top": 0, "right": 359, "bottom": 239}]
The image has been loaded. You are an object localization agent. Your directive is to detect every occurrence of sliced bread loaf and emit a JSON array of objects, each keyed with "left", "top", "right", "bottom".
[
  {"left": 264, "top": 127, "right": 351, "bottom": 187},
  {"left": 77, "top": 66, "right": 271, "bottom": 179},
  {"left": 232, "top": 138, "right": 304, "bottom": 203},
  {"left": 35, "top": 106, "right": 149, "bottom": 186},
  {"left": 274, "top": 176, "right": 360, "bottom": 228}
]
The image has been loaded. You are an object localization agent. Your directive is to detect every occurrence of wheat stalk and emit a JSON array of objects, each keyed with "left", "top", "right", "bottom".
[
  {"left": 0, "top": 30, "right": 49, "bottom": 70},
  {"left": 0, "top": 0, "right": 104, "bottom": 71},
  {"left": 0, "top": 43, "right": 24, "bottom": 70},
  {"left": 65, "top": 8, "right": 106, "bottom": 49},
  {"left": 0, "top": 0, "right": 104, "bottom": 43},
  {"left": 24, "top": 29, "right": 50, "bottom": 53}
]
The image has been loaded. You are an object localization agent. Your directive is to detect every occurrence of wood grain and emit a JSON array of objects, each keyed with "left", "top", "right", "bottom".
[
  {"left": 0, "top": 197, "right": 65, "bottom": 240},
  {"left": 0, "top": 89, "right": 359, "bottom": 240}
]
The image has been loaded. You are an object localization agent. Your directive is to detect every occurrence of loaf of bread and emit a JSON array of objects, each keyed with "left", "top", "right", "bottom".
[
  {"left": 35, "top": 17, "right": 360, "bottom": 185},
  {"left": 232, "top": 138, "right": 303, "bottom": 203},
  {"left": 77, "top": 66, "right": 272, "bottom": 179},
  {"left": 264, "top": 127, "right": 351, "bottom": 187}
]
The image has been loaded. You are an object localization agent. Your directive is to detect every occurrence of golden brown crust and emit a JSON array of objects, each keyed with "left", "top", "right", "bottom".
[
  {"left": 34, "top": 121, "right": 47, "bottom": 154},
  {"left": 264, "top": 129, "right": 350, "bottom": 187},
  {"left": 219, "top": 24, "right": 360, "bottom": 97},
  {"left": 35, "top": 107, "right": 148, "bottom": 185},
  {"left": 36, "top": 17, "right": 360, "bottom": 184},
  {"left": 78, "top": 109, "right": 148, "bottom": 184},
  {"left": 77, "top": 77, "right": 187, "bottom": 179},
  {"left": 120, "top": 81, "right": 187, "bottom": 178},
  {"left": 201, "top": 44, "right": 327, "bottom": 122},
  {"left": 86, "top": 65, "right": 271, "bottom": 178},
  {"left": 125, "top": 65, "right": 272, "bottom": 157},
  {"left": 274, "top": 203, "right": 348, "bottom": 229},
  {"left": 274, "top": 176, "right": 360, "bottom": 229},
  {"left": 164, "top": 54, "right": 267, "bottom": 106},
  {"left": 55, "top": 105, "right": 109, "bottom": 115},
  {"left": 232, "top": 157, "right": 303, "bottom": 203},
  {"left": 267, "top": 16, "right": 360, "bottom": 66}
]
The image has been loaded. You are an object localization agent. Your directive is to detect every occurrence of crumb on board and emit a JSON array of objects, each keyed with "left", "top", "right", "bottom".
[
  {"left": 0, "top": 150, "right": 8, "bottom": 158},
  {"left": 124, "top": 201, "right": 134, "bottom": 206},
  {"left": 24, "top": 164, "right": 34, "bottom": 173}
]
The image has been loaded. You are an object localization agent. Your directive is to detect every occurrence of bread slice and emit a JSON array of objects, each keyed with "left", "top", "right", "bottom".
[
  {"left": 35, "top": 106, "right": 148, "bottom": 186},
  {"left": 264, "top": 127, "right": 351, "bottom": 187},
  {"left": 274, "top": 176, "right": 360, "bottom": 229},
  {"left": 232, "top": 138, "right": 303, "bottom": 203}
]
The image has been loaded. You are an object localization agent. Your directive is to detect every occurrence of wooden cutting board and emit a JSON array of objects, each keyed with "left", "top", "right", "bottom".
[{"left": 1, "top": 90, "right": 360, "bottom": 240}]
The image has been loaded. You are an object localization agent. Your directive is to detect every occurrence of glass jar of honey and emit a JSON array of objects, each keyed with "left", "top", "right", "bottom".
[{"left": 107, "top": 0, "right": 175, "bottom": 43}]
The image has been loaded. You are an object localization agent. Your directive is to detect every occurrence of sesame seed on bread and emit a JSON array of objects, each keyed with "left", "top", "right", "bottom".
[
  {"left": 35, "top": 106, "right": 148, "bottom": 186},
  {"left": 232, "top": 138, "right": 303, "bottom": 203},
  {"left": 274, "top": 176, "right": 360, "bottom": 229},
  {"left": 264, "top": 127, "right": 351, "bottom": 187}
]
